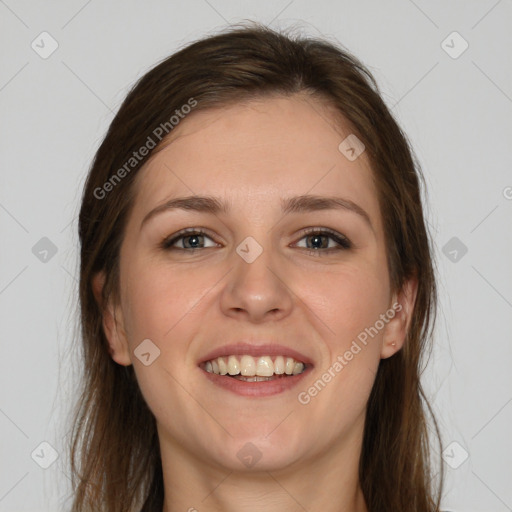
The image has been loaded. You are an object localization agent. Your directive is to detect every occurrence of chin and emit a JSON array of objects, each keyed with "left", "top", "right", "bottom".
[{"left": 206, "top": 425, "right": 307, "bottom": 473}]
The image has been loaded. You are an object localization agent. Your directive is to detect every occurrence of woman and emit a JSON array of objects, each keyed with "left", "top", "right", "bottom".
[{"left": 69, "top": 21, "right": 444, "bottom": 512}]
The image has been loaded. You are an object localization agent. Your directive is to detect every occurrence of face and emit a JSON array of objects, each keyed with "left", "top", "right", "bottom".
[{"left": 96, "top": 94, "right": 416, "bottom": 473}]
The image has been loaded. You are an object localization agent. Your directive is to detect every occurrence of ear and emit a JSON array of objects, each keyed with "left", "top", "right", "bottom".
[
  {"left": 91, "top": 271, "right": 132, "bottom": 366},
  {"left": 380, "top": 275, "right": 418, "bottom": 359}
]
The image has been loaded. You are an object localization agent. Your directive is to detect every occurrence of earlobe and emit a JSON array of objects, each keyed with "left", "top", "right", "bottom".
[
  {"left": 91, "top": 271, "right": 132, "bottom": 367},
  {"left": 381, "top": 276, "right": 418, "bottom": 359}
]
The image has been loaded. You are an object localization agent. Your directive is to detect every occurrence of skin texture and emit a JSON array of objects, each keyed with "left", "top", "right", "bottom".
[{"left": 93, "top": 94, "right": 417, "bottom": 512}]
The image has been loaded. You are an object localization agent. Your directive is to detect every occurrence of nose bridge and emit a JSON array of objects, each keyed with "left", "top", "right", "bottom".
[{"left": 233, "top": 232, "right": 280, "bottom": 293}]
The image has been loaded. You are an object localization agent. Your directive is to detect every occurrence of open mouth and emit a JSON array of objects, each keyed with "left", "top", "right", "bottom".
[{"left": 201, "top": 355, "right": 307, "bottom": 382}]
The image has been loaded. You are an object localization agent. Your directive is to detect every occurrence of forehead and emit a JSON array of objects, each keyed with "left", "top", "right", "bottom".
[{"left": 129, "top": 94, "right": 381, "bottom": 229}]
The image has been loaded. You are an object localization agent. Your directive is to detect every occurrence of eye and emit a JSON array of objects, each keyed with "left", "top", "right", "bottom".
[
  {"left": 293, "top": 228, "right": 352, "bottom": 255},
  {"left": 161, "top": 228, "right": 218, "bottom": 250},
  {"left": 160, "top": 227, "right": 352, "bottom": 255}
]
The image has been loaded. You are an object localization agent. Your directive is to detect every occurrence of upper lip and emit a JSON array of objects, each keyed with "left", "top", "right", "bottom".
[{"left": 199, "top": 342, "right": 314, "bottom": 366}]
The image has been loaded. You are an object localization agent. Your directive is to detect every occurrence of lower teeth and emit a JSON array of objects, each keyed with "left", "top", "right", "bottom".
[{"left": 230, "top": 374, "right": 291, "bottom": 382}]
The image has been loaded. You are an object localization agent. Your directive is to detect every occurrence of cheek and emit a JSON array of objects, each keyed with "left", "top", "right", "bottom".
[
  {"left": 295, "top": 262, "right": 390, "bottom": 349},
  {"left": 121, "top": 261, "right": 204, "bottom": 345},
  {"left": 120, "top": 263, "right": 209, "bottom": 428},
  {"left": 293, "top": 262, "right": 389, "bottom": 424},
  {"left": 294, "top": 267, "right": 388, "bottom": 433}
]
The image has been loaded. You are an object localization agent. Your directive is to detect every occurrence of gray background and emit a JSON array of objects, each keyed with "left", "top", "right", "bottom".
[{"left": 1, "top": 1, "right": 511, "bottom": 510}]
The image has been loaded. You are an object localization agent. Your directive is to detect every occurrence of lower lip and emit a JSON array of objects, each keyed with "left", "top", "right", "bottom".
[{"left": 200, "top": 367, "right": 312, "bottom": 397}]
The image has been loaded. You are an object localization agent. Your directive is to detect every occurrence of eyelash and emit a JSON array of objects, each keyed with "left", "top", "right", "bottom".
[{"left": 160, "top": 227, "right": 352, "bottom": 256}]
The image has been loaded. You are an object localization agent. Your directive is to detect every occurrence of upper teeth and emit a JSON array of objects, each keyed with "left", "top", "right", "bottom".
[{"left": 204, "top": 355, "right": 305, "bottom": 376}]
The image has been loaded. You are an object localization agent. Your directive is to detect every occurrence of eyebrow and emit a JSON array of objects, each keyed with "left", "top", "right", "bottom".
[{"left": 140, "top": 194, "right": 374, "bottom": 232}]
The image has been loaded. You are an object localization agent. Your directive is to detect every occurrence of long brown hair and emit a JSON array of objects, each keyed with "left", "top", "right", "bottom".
[{"left": 70, "top": 21, "right": 443, "bottom": 511}]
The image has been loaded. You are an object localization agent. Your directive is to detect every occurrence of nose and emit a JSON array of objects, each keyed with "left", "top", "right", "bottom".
[{"left": 219, "top": 239, "right": 294, "bottom": 323}]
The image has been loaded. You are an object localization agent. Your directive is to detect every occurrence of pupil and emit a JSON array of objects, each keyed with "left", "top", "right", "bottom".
[
  {"left": 187, "top": 235, "right": 201, "bottom": 248},
  {"left": 309, "top": 235, "right": 325, "bottom": 249}
]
